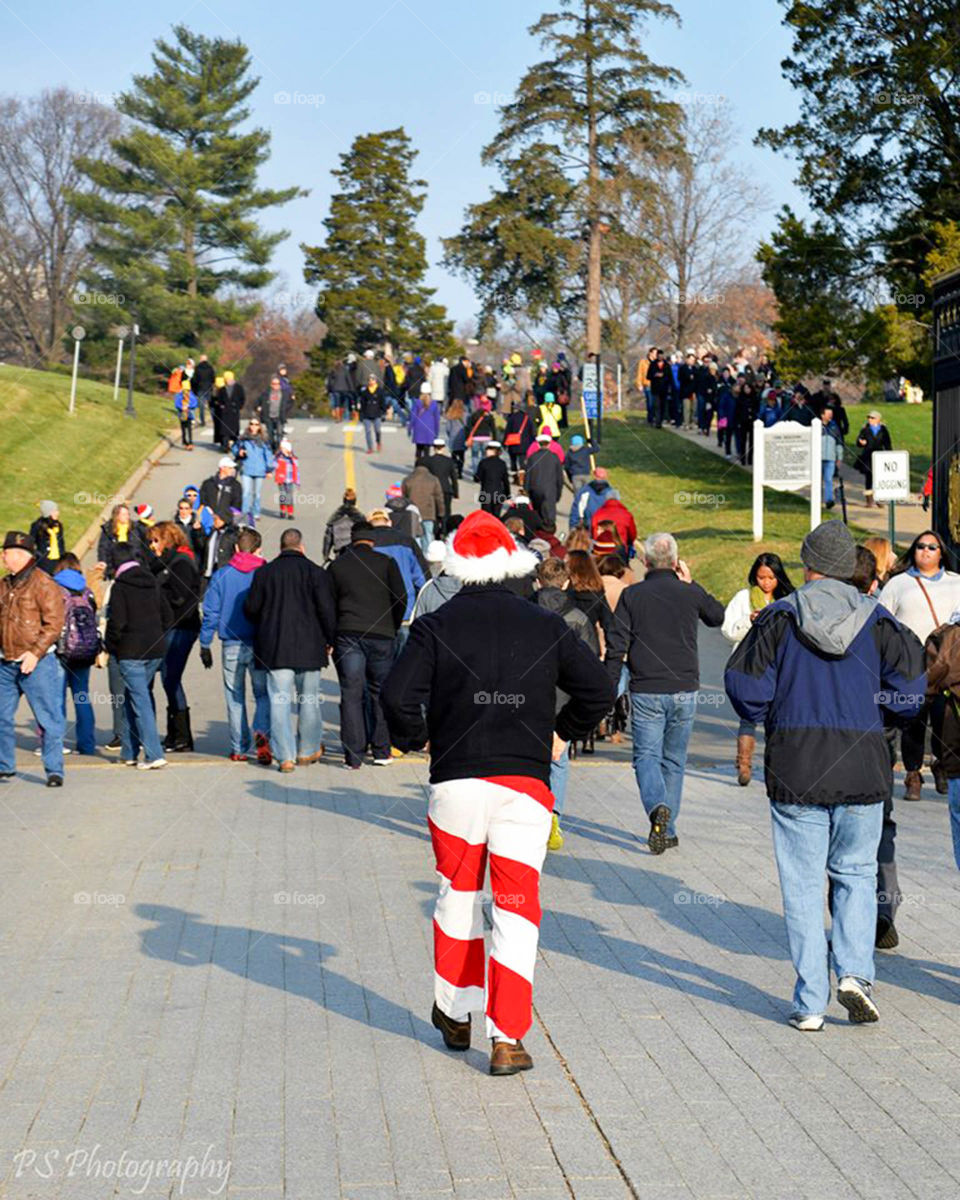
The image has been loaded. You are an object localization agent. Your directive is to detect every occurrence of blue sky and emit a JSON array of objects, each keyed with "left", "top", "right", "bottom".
[{"left": 2, "top": 0, "right": 801, "bottom": 325}]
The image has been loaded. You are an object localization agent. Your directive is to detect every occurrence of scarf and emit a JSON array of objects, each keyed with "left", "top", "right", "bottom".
[{"left": 750, "top": 585, "right": 774, "bottom": 611}]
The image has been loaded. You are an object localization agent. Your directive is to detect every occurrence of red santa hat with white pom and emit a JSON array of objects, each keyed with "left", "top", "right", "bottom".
[{"left": 443, "top": 510, "right": 539, "bottom": 585}]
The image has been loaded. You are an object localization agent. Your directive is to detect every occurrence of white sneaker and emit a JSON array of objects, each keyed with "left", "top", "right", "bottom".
[
  {"left": 837, "top": 976, "right": 879, "bottom": 1023},
  {"left": 136, "top": 758, "right": 168, "bottom": 771},
  {"left": 789, "top": 1013, "right": 824, "bottom": 1032},
  {"left": 371, "top": 758, "right": 392, "bottom": 766},
  {"left": 122, "top": 759, "right": 138, "bottom": 767}
]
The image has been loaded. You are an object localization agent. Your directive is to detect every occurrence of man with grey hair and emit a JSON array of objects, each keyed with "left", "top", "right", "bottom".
[{"left": 605, "top": 531, "right": 724, "bottom": 852}]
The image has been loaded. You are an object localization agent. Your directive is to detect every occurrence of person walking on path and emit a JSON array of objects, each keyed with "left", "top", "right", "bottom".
[
  {"left": 721, "top": 553, "right": 795, "bottom": 785},
  {"left": 878, "top": 529, "right": 960, "bottom": 800},
  {"left": 200, "top": 458, "right": 243, "bottom": 516},
  {"left": 0, "top": 531, "right": 66, "bottom": 786},
  {"left": 147, "top": 522, "right": 201, "bottom": 754},
  {"left": 174, "top": 380, "right": 198, "bottom": 450},
  {"left": 570, "top": 468, "right": 617, "bottom": 530},
  {"left": 605, "top": 533, "right": 724, "bottom": 852},
  {"left": 216, "top": 371, "right": 245, "bottom": 450},
  {"left": 425, "top": 439, "right": 458, "bottom": 535},
  {"left": 30, "top": 501, "right": 66, "bottom": 574},
  {"left": 52, "top": 555, "right": 99, "bottom": 756},
  {"left": 192, "top": 354, "right": 215, "bottom": 429},
  {"left": 97, "top": 504, "right": 147, "bottom": 580},
  {"left": 820, "top": 405, "right": 845, "bottom": 510},
  {"left": 243, "top": 528, "right": 336, "bottom": 773},
  {"left": 198, "top": 527, "right": 271, "bottom": 764},
  {"left": 382, "top": 511, "right": 612, "bottom": 1075},
  {"left": 233, "top": 419, "right": 276, "bottom": 525},
  {"left": 273, "top": 438, "right": 299, "bottom": 520},
  {"left": 329, "top": 522, "right": 407, "bottom": 770},
  {"left": 564, "top": 435, "right": 595, "bottom": 495},
  {"left": 359, "top": 375, "right": 387, "bottom": 454},
  {"left": 853, "top": 410, "right": 892, "bottom": 507},
  {"left": 103, "top": 547, "right": 172, "bottom": 770},
  {"left": 525, "top": 433, "right": 565, "bottom": 529},
  {"left": 474, "top": 442, "right": 511, "bottom": 516},
  {"left": 257, "top": 374, "right": 291, "bottom": 451},
  {"left": 322, "top": 490, "right": 365, "bottom": 562},
  {"left": 402, "top": 461, "right": 444, "bottom": 551},
  {"left": 725, "top": 520, "right": 926, "bottom": 1030}
]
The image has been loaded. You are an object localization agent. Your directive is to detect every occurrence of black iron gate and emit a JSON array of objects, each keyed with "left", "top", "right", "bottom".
[{"left": 932, "top": 267, "right": 960, "bottom": 566}]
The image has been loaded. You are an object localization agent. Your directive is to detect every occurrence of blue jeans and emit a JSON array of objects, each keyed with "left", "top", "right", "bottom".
[
  {"left": 822, "top": 460, "right": 836, "bottom": 504},
  {"left": 116, "top": 657, "right": 164, "bottom": 762},
  {"left": 222, "top": 642, "right": 269, "bottom": 755},
  {"left": 948, "top": 779, "right": 960, "bottom": 870},
  {"left": 771, "top": 802, "right": 883, "bottom": 1017},
  {"left": 161, "top": 628, "right": 197, "bottom": 710},
  {"left": 363, "top": 418, "right": 381, "bottom": 450},
  {"left": 420, "top": 519, "right": 435, "bottom": 553},
  {"left": 630, "top": 691, "right": 696, "bottom": 837},
  {"left": 334, "top": 634, "right": 395, "bottom": 765},
  {"left": 63, "top": 663, "right": 95, "bottom": 754},
  {"left": 267, "top": 668, "right": 323, "bottom": 765},
  {"left": 550, "top": 745, "right": 570, "bottom": 817},
  {"left": 241, "top": 474, "right": 265, "bottom": 520},
  {"left": 0, "top": 654, "right": 65, "bottom": 776},
  {"left": 107, "top": 653, "right": 128, "bottom": 743}
]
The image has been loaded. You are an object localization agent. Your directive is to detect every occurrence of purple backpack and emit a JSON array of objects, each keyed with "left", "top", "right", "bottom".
[{"left": 57, "top": 588, "right": 100, "bottom": 667}]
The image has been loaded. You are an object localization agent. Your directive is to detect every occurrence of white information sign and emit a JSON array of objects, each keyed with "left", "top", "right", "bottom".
[
  {"left": 753, "top": 419, "right": 822, "bottom": 541},
  {"left": 871, "top": 451, "right": 910, "bottom": 503}
]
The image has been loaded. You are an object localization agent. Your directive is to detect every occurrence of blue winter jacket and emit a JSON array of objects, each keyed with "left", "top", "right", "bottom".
[
  {"left": 199, "top": 554, "right": 264, "bottom": 646},
  {"left": 570, "top": 479, "right": 619, "bottom": 528},
  {"left": 174, "top": 390, "right": 198, "bottom": 418},
  {"left": 725, "top": 579, "right": 926, "bottom": 806},
  {"left": 233, "top": 438, "right": 276, "bottom": 478},
  {"left": 372, "top": 544, "right": 426, "bottom": 621}
]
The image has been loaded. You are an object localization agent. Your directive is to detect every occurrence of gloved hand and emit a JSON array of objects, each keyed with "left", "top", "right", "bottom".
[{"left": 199, "top": 645, "right": 213, "bottom": 670}]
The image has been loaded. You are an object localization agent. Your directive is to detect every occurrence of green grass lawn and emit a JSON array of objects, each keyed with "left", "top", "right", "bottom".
[
  {"left": 0, "top": 366, "right": 173, "bottom": 550},
  {"left": 845, "top": 403, "right": 932, "bottom": 491},
  {"left": 594, "top": 415, "right": 870, "bottom": 602}
]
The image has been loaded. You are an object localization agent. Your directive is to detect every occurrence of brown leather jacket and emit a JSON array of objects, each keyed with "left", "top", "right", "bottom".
[
  {"left": 0, "top": 559, "right": 65, "bottom": 661},
  {"left": 926, "top": 622, "right": 960, "bottom": 778}
]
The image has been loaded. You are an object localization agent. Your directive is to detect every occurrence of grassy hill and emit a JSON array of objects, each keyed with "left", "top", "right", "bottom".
[{"left": 0, "top": 366, "right": 173, "bottom": 549}]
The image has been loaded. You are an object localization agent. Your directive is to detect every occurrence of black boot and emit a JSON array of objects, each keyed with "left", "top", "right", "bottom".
[
  {"left": 162, "top": 707, "right": 177, "bottom": 752},
  {"left": 170, "top": 707, "right": 194, "bottom": 752}
]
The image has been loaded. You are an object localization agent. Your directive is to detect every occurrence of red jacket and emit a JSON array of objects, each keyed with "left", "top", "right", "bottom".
[
  {"left": 591, "top": 498, "right": 636, "bottom": 550},
  {"left": 274, "top": 453, "right": 299, "bottom": 486}
]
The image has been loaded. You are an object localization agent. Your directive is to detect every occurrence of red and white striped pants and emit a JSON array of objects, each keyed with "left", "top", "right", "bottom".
[{"left": 428, "top": 775, "right": 552, "bottom": 1041}]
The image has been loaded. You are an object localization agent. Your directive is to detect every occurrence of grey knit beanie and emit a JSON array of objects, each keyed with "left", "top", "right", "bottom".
[{"left": 801, "top": 519, "right": 856, "bottom": 579}]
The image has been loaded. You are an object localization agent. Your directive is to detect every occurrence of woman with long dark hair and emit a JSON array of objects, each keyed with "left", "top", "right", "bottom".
[
  {"left": 566, "top": 549, "right": 615, "bottom": 648},
  {"left": 879, "top": 529, "right": 960, "bottom": 800},
  {"left": 148, "top": 521, "right": 201, "bottom": 753},
  {"left": 722, "top": 552, "right": 795, "bottom": 784}
]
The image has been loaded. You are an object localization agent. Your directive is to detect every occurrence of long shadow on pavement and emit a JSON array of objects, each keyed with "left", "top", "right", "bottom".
[
  {"left": 249, "top": 777, "right": 431, "bottom": 843},
  {"left": 132, "top": 903, "right": 441, "bottom": 1048}
]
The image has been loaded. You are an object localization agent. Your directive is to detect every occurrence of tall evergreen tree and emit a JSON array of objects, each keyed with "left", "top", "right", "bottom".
[
  {"left": 478, "top": 0, "right": 682, "bottom": 354},
  {"left": 69, "top": 25, "right": 304, "bottom": 345},
  {"left": 301, "top": 128, "right": 454, "bottom": 361}
]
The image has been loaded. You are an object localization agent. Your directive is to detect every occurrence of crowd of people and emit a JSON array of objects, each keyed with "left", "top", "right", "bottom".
[{"left": 1, "top": 340, "right": 957, "bottom": 1076}]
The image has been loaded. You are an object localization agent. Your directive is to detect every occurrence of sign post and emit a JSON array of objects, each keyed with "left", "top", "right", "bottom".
[
  {"left": 582, "top": 361, "right": 601, "bottom": 445},
  {"left": 753, "top": 419, "right": 822, "bottom": 541},
  {"left": 111, "top": 324, "right": 129, "bottom": 403},
  {"left": 872, "top": 450, "right": 910, "bottom": 550},
  {"left": 68, "top": 325, "right": 86, "bottom": 415}
]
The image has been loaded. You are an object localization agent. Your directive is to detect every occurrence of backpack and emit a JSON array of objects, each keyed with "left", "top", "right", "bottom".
[
  {"left": 57, "top": 588, "right": 100, "bottom": 667},
  {"left": 167, "top": 366, "right": 184, "bottom": 393},
  {"left": 329, "top": 512, "right": 358, "bottom": 557}
]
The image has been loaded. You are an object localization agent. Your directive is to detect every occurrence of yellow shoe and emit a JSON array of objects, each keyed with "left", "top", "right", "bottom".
[
  {"left": 390, "top": 746, "right": 405, "bottom": 758},
  {"left": 548, "top": 813, "right": 564, "bottom": 851}
]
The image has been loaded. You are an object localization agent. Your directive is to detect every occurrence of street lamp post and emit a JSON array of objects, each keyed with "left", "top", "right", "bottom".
[
  {"left": 112, "top": 324, "right": 129, "bottom": 403},
  {"left": 125, "top": 321, "right": 139, "bottom": 417},
  {"left": 68, "top": 325, "right": 85, "bottom": 415}
]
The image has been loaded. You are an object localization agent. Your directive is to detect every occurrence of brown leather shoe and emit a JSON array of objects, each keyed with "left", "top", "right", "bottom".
[
  {"left": 904, "top": 770, "right": 922, "bottom": 801},
  {"left": 431, "top": 1002, "right": 470, "bottom": 1050},
  {"left": 296, "top": 749, "right": 324, "bottom": 765},
  {"left": 736, "top": 733, "right": 756, "bottom": 786},
  {"left": 933, "top": 760, "right": 948, "bottom": 795},
  {"left": 489, "top": 1039, "right": 533, "bottom": 1075},
  {"left": 278, "top": 760, "right": 296, "bottom": 774}
]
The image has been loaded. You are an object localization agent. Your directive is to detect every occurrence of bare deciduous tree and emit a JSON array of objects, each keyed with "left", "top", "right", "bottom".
[{"left": 0, "top": 88, "right": 118, "bottom": 363}]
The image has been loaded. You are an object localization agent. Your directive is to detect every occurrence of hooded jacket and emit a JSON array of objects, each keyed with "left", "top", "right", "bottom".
[
  {"left": 591, "top": 498, "right": 637, "bottom": 551},
  {"left": 725, "top": 579, "right": 926, "bottom": 807},
  {"left": 199, "top": 551, "right": 264, "bottom": 646},
  {"left": 570, "top": 479, "right": 619, "bottom": 528},
  {"left": 412, "top": 573, "right": 462, "bottom": 620},
  {"left": 368, "top": 528, "right": 427, "bottom": 621},
  {"left": 104, "top": 563, "right": 173, "bottom": 660}
]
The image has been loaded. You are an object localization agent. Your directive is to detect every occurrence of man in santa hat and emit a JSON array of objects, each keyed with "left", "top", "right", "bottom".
[{"left": 382, "top": 511, "right": 612, "bottom": 1075}]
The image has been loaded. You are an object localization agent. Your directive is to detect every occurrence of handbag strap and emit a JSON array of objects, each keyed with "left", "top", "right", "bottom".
[{"left": 914, "top": 576, "right": 941, "bottom": 628}]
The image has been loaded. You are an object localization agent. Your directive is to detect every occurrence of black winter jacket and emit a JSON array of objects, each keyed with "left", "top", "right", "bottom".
[
  {"left": 425, "top": 452, "right": 459, "bottom": 499},
  {"left": 382, "top": 584, "right": 614, "bottom": 784},
  {"left": 199, "top": 473, "right": 243, "bottom": 515},
  {"left": 525, "top": 448, "right": 565, "bottom": 502},
  {"left": 104, "top": 565, "right": 173, "bottom": 660},
  {"left": 150, "top": 548, "right": 201, "bottom": 632},
  {"left": 328, "top": 544, "right": 407, "bottom": 640},
  {"left": 243, "top": 549, "right": 337, "bottom": 670}
]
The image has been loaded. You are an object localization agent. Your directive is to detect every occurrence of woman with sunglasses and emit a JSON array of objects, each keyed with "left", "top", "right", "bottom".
[
  {"left": 233, "top": 419, "right": 276, "bottom": 525},
  {"left": 879, "top": 530, "right": 960, "bottom": 800}
]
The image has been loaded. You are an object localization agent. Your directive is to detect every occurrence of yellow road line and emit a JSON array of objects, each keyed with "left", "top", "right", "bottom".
[{"left": 344, "top": 422, "right": 356, "bottom": 492}]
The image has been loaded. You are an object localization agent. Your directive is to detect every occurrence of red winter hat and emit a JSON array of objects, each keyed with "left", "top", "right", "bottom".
[{"left": 444, "top": 510, "right": 538, "bottom": 585}]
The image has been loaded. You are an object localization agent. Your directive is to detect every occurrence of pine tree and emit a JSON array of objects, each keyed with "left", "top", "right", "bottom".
[
  {"left": 301, "top": 128, "right": 454, "bottom": 361},
  {"left": 69, "top": 24, "right": 305, "bottom": 345},
  {"left": 479, "top": 0, "right": 682, "bottom": 354}
]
